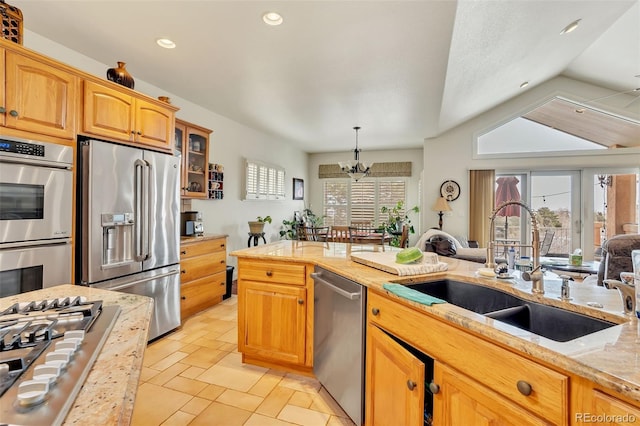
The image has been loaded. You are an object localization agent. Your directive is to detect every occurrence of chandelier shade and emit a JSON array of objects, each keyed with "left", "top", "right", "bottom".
[{"left": 339, "top": 126, "right": 373, "bottom": 181}]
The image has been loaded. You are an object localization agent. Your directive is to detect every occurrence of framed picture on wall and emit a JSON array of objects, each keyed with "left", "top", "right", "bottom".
[{"left": 293, "top": 178, "right": 304, "bottom": 200}]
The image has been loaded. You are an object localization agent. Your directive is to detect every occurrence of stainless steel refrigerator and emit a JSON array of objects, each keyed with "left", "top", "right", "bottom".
[{"left": 78, "top": 139, "right": 181, "bottom": 340}]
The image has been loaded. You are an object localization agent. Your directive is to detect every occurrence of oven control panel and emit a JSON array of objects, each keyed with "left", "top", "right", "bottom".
[{"left": 0, "top": 139, "right": 45, "bottom": 157}]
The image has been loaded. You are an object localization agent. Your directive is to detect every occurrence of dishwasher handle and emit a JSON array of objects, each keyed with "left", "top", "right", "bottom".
[{"left": 311, "top": 272, "right": 361, "bottom": 300}]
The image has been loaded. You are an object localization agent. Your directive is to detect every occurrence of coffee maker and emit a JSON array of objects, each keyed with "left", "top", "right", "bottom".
[{"left": 181, "top": 211, "right": 204, "bottom": 236}]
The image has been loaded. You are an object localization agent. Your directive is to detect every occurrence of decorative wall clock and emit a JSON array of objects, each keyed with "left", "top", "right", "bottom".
[{"left": 440, "top": 180, "right": 460, "bottom": 201}]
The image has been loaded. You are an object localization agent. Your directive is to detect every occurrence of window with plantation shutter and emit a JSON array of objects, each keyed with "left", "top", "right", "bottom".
[
  {"left": 244, "top": 159, "right": 286, "bottom": 200},
  {"left": 323, "top": 178, "right": 407, "bottom": 226}
]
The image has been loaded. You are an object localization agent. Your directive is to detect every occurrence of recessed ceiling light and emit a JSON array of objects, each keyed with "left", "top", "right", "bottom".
[
  {"left": 520, "top": 81, "right": 529, "bottom": 89},
  {"left": 560, "top": 19, "right": 581, "bottom": 35},
  {"left": 156, "top": 38, "right": 176, "bottom": 49},
  {"left": 263, "top": 12, "right": 283, "bottom": 26}
]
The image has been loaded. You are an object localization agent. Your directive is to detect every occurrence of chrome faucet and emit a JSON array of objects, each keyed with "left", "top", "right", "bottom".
[
  {"left": 487, "top": 200, "right": 544, "bottom": 294},
  {"left": 603, "top": 279, "right": 636, "bottom": 316}
]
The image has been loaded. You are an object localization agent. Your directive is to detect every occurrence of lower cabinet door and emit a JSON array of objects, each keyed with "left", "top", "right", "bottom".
[
  {"left": 238, "top": 281, "right": 307, "bottom": 365},
  {"left": 365, "top": 324, "right": 425, "bottom": 426},
  {"left": 433, "top": 362, "right": 551, "bottom": 426}
]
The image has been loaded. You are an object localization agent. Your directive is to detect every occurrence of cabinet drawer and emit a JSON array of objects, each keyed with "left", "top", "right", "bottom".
[
  {"left": 368, "top": 290, "right": 568, "bottom": 425},
  {"left": 181, "top": 271, "right": 226, "bottom": 320},
  {"left": 238, "top": 259, "right": 306, "bottom": 286},
  {"left": 180, "top": 238, "right": 226, "bottom": 259},
  {"left": 180, "top": 250, "right": 226, "bottom": 282}
]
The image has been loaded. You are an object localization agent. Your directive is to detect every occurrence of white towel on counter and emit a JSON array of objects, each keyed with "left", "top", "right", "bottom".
[{"left": 350, "top": 251, "right": 449, "bottom": 276}]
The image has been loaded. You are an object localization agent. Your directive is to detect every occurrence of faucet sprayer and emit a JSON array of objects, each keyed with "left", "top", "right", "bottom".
[{"left": 487, "top": 200, "right": 544, "bottom": 294}]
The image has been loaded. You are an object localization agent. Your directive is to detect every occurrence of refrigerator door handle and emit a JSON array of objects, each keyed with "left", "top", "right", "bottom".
[
  {"left": 142, "top": 160, "right": 151, "bottom": 260},
  {"left": 106, "top": 268, "right": 179, "bottom": 291},
  {"left": 134, "top": 159, "right": 146, "bottom": 261}
]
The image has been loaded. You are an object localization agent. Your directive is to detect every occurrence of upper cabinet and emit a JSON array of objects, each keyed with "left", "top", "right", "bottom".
[
  {"left": 82, "top": 80, "right": 176, "bottom": 153},
  {"left": 1, "top": 48, "right": 77, "bottom": 141},
  {"left": 175, "top": 119, "right": 212, "bottom": 198}
]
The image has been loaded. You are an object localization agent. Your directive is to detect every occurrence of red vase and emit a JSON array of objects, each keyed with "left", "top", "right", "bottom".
[{"left": 106, "top": 61, "right": 135, "bottom": 89}]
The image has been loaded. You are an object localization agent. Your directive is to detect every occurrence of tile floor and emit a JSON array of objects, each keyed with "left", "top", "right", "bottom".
[{"left": 132, "top": 296, "right": 356, "bottom": 426}]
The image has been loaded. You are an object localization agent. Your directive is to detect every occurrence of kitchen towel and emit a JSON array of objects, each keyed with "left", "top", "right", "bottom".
[
  {"left": 350, "top": 251, "right": 448, "bottom": 276},
  {"left": 382, "top": 283, "right": 447, "bottom": 306}
]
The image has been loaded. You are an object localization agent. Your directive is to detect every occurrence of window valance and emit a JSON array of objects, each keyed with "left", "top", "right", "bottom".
[{"left": 318, "top": 162, "right": 412, "bottom": 179}]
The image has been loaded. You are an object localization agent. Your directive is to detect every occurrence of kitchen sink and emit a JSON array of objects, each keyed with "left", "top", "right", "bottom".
[{"left": 406, "top": 280, "right": 617, "bottom": 342}]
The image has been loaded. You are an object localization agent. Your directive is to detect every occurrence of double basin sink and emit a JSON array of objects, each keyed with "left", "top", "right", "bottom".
[{"left": 407, "top": 280, "right": 617, "bottom": 342}]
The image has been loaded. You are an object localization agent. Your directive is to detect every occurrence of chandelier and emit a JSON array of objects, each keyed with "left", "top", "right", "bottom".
[{"left": 338, "top": 126, "right": 373, "bottom": 181}]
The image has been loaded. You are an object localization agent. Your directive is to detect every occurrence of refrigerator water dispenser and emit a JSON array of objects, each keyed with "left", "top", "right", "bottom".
[{"left": 101, "top": 213, "right": 134, "bottom": 266}]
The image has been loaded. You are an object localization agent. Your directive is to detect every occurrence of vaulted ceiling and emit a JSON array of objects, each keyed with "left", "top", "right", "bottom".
[{"left": 13, "top": 0, "right": 640, "bottom": 152}]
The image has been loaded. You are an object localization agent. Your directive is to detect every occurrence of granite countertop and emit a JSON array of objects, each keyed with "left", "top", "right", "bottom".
[
  {"left": 0, "top": 284, "right": 154, "bottom": 425},
  {"left": 180, "top": 233, "right": 228, "bottom": 244},
  {"left": 231, "top": 240, "right": 640, "bottom": 403}
]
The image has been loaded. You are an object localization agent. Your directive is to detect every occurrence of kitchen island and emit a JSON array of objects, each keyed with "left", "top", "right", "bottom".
[
  {"left": 232, "top": 240, "right": 640, "bottom": 424},
  {"left": 0, "top": 284, "right": 153, "bottom": 425}
]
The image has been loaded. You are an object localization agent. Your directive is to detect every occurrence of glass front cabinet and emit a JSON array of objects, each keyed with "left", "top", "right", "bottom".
[{"left": 175, "top": 119, "right": 212, "bottom": 198}]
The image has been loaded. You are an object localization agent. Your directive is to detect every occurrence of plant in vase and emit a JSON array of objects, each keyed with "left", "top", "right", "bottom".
[
  {"left": 380, "top": 201, "right": 420, "bottom": 247},
  {"left": 248, "top": 215, "right": 272, "bottom": 234}
]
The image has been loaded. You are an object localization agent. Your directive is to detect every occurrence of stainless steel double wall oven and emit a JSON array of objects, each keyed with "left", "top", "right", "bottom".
[{"left": 0, "top": 136, "right": 73, "bottom": 297}]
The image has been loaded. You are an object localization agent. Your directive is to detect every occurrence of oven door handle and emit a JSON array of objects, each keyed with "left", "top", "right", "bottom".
[{"left": 311, "top": 273, "right": 361, "bottom": 300}]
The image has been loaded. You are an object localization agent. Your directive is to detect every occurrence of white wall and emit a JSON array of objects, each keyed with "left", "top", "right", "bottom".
[
  {"left": 422, "top": 76, "right": 640, "bottom": 244},
  {"left": 308, "top": 149, "right": 424, "bottom": 245},
  {"left": 23, "top": 30, "right": 309, "bottom": 272}
]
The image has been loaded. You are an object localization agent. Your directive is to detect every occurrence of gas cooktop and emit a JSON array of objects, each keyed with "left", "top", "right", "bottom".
[{"left": 0, "top": 297, "right": 120, "bottom": 426}]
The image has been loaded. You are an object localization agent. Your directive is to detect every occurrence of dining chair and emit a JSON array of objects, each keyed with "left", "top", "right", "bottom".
[
  {"left": 350, "top": 221, "right": 372, "bottom": 230},
  {"left": 398, "top": 224, "right": 410, "bottom": 248},
  {"left": 297, "top": 225, "right": 329, "bottom": 242},
  {"left": 328, "top": 225, "right": 350, "bottom": 243},
  {"left": 348, "top": 226, "right": 387, "bottom": 245}
]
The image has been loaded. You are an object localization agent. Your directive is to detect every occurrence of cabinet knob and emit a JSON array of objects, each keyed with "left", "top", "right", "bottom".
[
  {"left": 220, "top": 260, "right": 224, "bottom": 264},
  {"left": 181, "top": 296, "right": 186, "bottom": 300},
  {"left": 220, "top": 282, "right": 225, "bottom": 286},
  {"left": 297, "top": 299, "right": 304, "bottom": 305},
  {"left": 137, "top": 131, "right": 142, "bottom": 135},
  {"left": 0, "top": 106, "right": 5, "bottom": 113},
  {"left": 371, "top": 308, "right": 380, "bottom": 316},
  {"left": 407, "top": 380, "right": 416, "bottom": 391},
  {"left": 181, "top": 269, "right": 186, "bottom": 274},
  {"left": 516, "top": 380, "right": 532, "bottom": 396},
  {"left": 131, "top": 130, "right": 135, "bottom": 134},
  {"left": 9, "top": 110, "right": 18, "bottom": 117},
  {"left": 181, "top": 250, "right": 187, "bottom": 255},
  {"left": 266, "top": 271, "right": 273, "bottom": 277},
  {"left": 429, "top": 382, "right": 440, "bottom": 394}
]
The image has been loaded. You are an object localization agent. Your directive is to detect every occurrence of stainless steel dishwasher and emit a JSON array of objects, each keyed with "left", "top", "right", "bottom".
[{"left": 312, "top": 266, "right": 366, "bottom": 426}]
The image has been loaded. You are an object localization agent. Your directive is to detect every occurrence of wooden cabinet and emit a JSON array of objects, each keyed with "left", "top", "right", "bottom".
[
  {"left": 366, "top": 290, "right": 568, "bottom": 425},
  {"left": 434, "top": 362, "right": 549, "bottom": 425},
  {"left": 179, "top": 236, "right": 227, "bottom": 321},
  {"left": 365, "top": 324, "right": 425, "bottom": 426},
  {"left": 82, "top": 80, "right": 176, "bottom": 152},
  {"left": 2, "top": 49, "right": 77, "bottom": 141},
  {"left": 237, "top": 258, "right": 313, "bottom": 374},
  {"left": 175, "top": 119, "right": 212, "bottom": 198},
  {"left": 590, "top": 390, "right": 640, "bottom": 424}
]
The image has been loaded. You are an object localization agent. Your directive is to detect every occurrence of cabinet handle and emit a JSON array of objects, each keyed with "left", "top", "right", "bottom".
[
  {"left": 297, "top": 299, "right": 304, "bottom": 305},
  {"left": 181, "top": 269, "right": 186, "bottom": 274},
  {"left": 137, "top": 131, "right": 142, "bottom": 135},
  {"left": 516, "top": 380, "right": 532, "bottom": 396},
  {"left": 181, "top": 250, "right": 187, "bottom": 255},
  {"left": 181, "top": 296, "right": 186, "bottom": 300},
  {"left": 220, "top": 260, "right": 225, "bottom": 264},
  {"left": 131, "top": 130, "right": 135, "bottom": 134},
  {"left": 220, "top": 282, "right": 225, "bottom": 286},
  {"left": 429, "top": 382, "right": 440, "bottom": 394},
  {"left": 220, "top": 244, "right": 225, "bottom": 248},
  {"left": 9, "top": 109, "right": 18, "bottom": 117},
  {"left": 407, "top": 380, "right": 416, "bottom": 391},
  {"left": 266, "top": 271, "right": 273, "bottom": 277},
  {"left": 371, "top": 308, "right": 380, "bottom": 316},
  {"left": 0, "top": 106, "right": 5, "bottom": 113}
]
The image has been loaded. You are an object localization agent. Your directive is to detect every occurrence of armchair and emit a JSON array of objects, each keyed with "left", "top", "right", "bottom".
[{"left": 598, "top": 234, "right": 640, "bottom": 286}]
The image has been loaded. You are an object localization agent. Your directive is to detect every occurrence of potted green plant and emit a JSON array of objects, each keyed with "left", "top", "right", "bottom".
[
  {"left": 380, "top": 201, "right": 419, "bottom": 246},
  {"left": 248, "top": 215, "right": 272, "bottom": 234}
]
